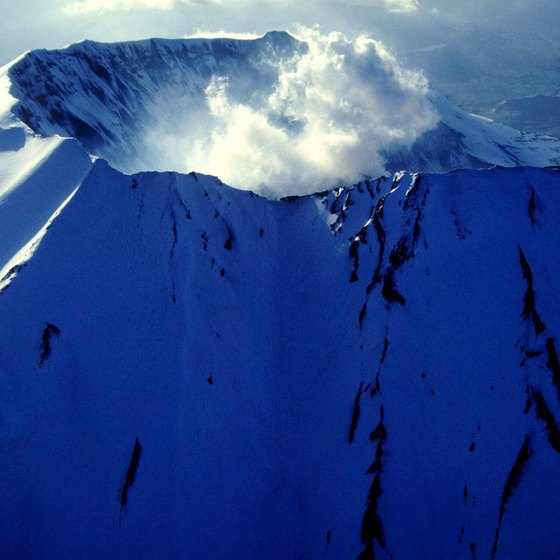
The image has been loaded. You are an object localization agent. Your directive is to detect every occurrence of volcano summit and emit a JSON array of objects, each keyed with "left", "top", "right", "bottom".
[{"left": 1, "top": 32, "right": 560, "bottom": 560}]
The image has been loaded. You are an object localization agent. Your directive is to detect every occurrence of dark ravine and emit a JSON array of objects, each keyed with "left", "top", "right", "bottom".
[
  {"left": 545, "top": 338, "right": 560, "bottom": 402},
  {"left": 359, "top": 406, "right": 387, "bottom": 560},
  {"left": 349, "top": 383, "right": 364, "bottom": 445},
  {"left": 491, "top": 436, "right": 533, "bottom": 559},
  {"left": 530, "top": 390, "right": 560, "bottom": 453},
  {"left": 39, "top": 322, "right": 61, "bottom": 366},
  {"left": 518, "top": 247, "right": 547, "bottom": 336},
  {"left": 367, "top": 195, "right": 387, "bottom": 294},
  {"left": 120, "top": 438, "right": 143, "bottom": 526}
]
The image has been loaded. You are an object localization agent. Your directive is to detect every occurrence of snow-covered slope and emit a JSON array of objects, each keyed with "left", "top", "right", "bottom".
[
  {"left": 0, "top": 129, "right": 91, "bottom": 272},
  {"left": 383, "top": 92, "right": 560, "bottom": 173},
  {"left": 1, "top": 161, "right": 560, "bottom": 559},
  {"left": 1, "top": 33, "right": 560, "bottom": 560},
  {"left": 0, "top": 58, "right": 92, "bottom": 273}
]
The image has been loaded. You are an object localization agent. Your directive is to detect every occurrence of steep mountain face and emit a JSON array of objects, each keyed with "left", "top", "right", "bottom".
[
  {"left": 6, "top": 32, "right": 305, "bottom": 175},
  {"left": 1, "top": 160, "right": 560, "bottom": 559},
  {"left": 1, "top": 34, "right": 560, "bottom": 560}
]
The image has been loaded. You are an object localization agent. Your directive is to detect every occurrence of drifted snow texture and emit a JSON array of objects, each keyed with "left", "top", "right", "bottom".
[{"left": 1, "top": 161, "right": 560, "bottom": 559}]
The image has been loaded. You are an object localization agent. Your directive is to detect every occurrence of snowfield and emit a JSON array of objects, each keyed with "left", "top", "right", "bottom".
[{"left": 0, "top": 32, "right": 560, "bottom": 560}]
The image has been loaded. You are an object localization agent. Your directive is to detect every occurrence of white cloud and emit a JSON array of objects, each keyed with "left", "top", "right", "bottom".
[
  {"left": 64, "top": 0, "right": 220, "bottom": 13},
  {"left": 383, "top": 0, "right": 420, "bottom": 12},
  {"left": 65, "top": 0, "right": 420, "bottom": 15},
  {"left": 353, "top": 0, "right": 420, "bottom": 13},
  {"left": 155, "top": 27, "right": 437, "bottom": 196}
]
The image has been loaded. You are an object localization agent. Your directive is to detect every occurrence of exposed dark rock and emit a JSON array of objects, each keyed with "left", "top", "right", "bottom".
[
  {"left": 388, "top": 237, "right": 413, "bottom": 271},
  {"left": 201, "top": 232, "right": 208, "bottom": 251},
  {"left": 359, "top": 303, "right": 367, "bottom": 331},
  {"left": 349, "top": 239, "right": 360, "bottom": 283},
  {"left": 120, "top": 437, "right": 143, "bottom": 525},
  {"left": 360, "top": 406, "right": 387, "bottom": 558},
  {"left": 528, "top": 185, "right": 545, "bottom": 226},
  {"left": 458, "top": 525, "right": 465, "bottom": 544},
  {"left": 0, "top": 262, "right": 27, "bottom": 294},
  {"left": 366, "top": 197, "right": 387, "bottom": 294},
  {"left": 491, "top": 435, "right": 533, "bottom": 558},
  {"left": 545, "top": 338, "right": 560, "bottom": 402},
  {"left": 369, "top": 422, "right": 386, "bottom": 442},
  {"left": 224, "top": 227, "right": 233, "bottom": 250},
  {"left": 349, "top": 383, "right": 364, "bottom": 444},
  {"left": 531, "top": 390, "right": 560, "bottom": 452},
  {"left": 39, "top": 322, "right": 61, "bottom": 367},
  {"left": 382, "top": 269, "right": 405, "bottom": 306},
  {"left": 380, "top": 336, "right": 389, "bottom": 365},
  {"left": 518, "top": 247, "right": 547, "bottom": 335},
  {"left": 371, "top": 372, "right": 381, "bottom": 397},
  {"left": 170, "top": 211, "right": 178, "bottom": 257}
]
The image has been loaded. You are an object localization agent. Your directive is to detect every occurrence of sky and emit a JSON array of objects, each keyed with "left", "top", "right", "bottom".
[{"left": 1, "top": 0, "right": 558, "bottom": 67}]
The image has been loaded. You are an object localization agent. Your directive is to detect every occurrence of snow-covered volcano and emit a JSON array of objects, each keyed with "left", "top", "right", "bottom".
[
  {"left": 4, "top": 31, "right": 560, "bottom": 194},
  {"left": 1, "top": 32, "right": 560, "bottom": 560}
]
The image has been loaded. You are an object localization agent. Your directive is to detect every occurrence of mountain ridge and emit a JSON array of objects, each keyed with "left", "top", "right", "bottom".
[{"left": 2, "top": 32, "right": 558, "bottom": 193}]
